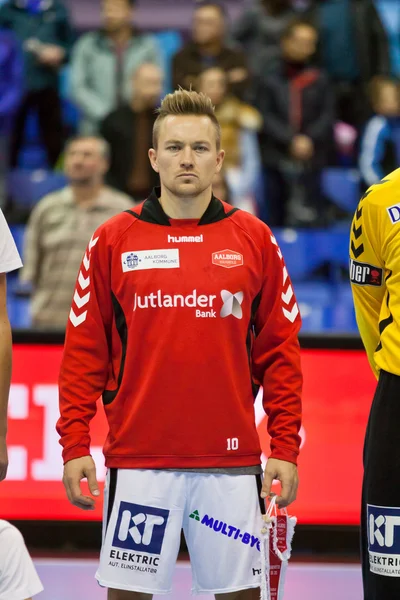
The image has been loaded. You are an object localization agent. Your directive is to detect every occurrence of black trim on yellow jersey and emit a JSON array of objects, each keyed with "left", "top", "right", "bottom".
[{"left": 376, "top": 271, "right": 393, "bottom": 353}]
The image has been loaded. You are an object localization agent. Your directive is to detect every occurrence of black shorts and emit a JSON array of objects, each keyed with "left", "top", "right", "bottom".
[{"left": 362, "top": 370, "right": 400, "bottom": 599}]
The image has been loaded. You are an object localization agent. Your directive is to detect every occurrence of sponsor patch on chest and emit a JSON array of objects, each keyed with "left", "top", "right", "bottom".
[
  {"left": 212, "top": 249, "right": 243, "bottom": 269},
  {"left": 122, "top": 250, "right": 180, "bottom": 272},
  {"left": 350, "top": 259, "right": 383, "bottom": 286}
]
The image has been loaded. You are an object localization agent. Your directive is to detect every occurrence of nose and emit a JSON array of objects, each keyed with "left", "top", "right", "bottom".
[{"left": 180, "top": 146, "right": 194, "bottom": 169}]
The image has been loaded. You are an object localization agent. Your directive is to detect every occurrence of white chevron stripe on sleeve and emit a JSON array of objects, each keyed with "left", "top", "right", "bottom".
[
  {"left": 282, "top": 284, "right": 294, "bottom": 305},
  {"left": 78, "top": 271, "right": 90, "bottom": 290},
  {"left": 83, "top": 252, "right": 90, "bottom": 271},
  {"left": 69, "top": 308, "right": 88, "bottom": 327},
  {"left": 89, "top": 235, "right": 99, "bottom": 251},
  {"left": 270, "top": 235, "right": 278, "bottom": 246},
  {"left": 283, "top": 304, "right": 299, "bottom": 323},
  {"left": 73, "top": 290, "right": 90, "bottom": 309},
  {"left": 283, "top": 267, "right": 288, "bottom": 283}
]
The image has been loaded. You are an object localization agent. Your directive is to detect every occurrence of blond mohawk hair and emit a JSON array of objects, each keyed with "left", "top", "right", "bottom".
[{"left": 153, "top": 88, "right": 221, "bottom": 150}]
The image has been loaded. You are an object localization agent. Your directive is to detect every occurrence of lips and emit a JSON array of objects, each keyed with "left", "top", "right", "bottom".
[{"left": 178, "top": 174, "right": 197, "bottom": 178}]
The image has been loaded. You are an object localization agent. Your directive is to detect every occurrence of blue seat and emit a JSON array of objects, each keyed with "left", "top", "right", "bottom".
[
  {"left": 7, "top": 294, "right": 31, "bottom": 329},
  {"left": 8, "top": 169, "right": 68, "bottom": 209},
  {"left": 322, "top": 168, "right": 360, "bottom": 212},
  {"left": 274, "top": 229, "right": 328, "bottom": 281}
]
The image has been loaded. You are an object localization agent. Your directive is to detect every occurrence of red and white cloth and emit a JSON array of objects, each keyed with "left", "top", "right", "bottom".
[{"left": 260, "top": 497, "right": 296, "bottom": 600}]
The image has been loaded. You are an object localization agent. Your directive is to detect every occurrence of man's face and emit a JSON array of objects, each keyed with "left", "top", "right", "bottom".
[
  {"left": 102, "top": 0, "right": 132, "bottom": 33},
  {"left": 149, "top": 115, "right": 225, "bottom": 199},
  {"left": 64, "top": 139, "right": 108, "bottom": 185},
  {"left": 199, "top": 68, "right": 227, "bottom": 106},
  {"left": 193, "top": 6, "right": 225, "bottom": 46},
  {"left": 282, "top": 25, "right": 318, "bottom": 63},
  {"left": 134, "top": 64, "right": 163, "bottom": 107},
  {"left": 376, "top": 84, "right": 400, "bottom": 117}
]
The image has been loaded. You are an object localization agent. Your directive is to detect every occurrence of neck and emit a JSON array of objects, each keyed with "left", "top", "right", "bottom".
[
  {"left": 72, "top": 182, "right": 103, "bottom": 205},
  {"left": 159, "top": 186, "right": 213, "bottom": 219},
  {"left": 131, "top": 96, "right": 147, "bottom": 112},
  {"left": 198, "top": 41, "right": 222, "bottom": 56},
  {"left": 108, "top": 26, "right": 132, "bottom": 47}
]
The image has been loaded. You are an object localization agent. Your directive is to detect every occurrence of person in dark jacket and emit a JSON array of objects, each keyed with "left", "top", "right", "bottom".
[
  {"left": 359, "top": 76, "right": 400, "bottom": 190},
  {"left": 307, "top": 0, "right": 390, "bottom": 128},
  {"left": 253, "top": 18, "right": 334, "bottom": 227},
  {"left": 173, "top": 1, "right": 249, "bottom": 99},
  {"left": 0, "top": 0, "right": 74, "bottom": 168},
  {"left": 100, "top": 63, "right": 163, "bottom": 200},
  {"left": 233, "top": 0, "right": 297, "bottom": 78},
  {"left": 0, "top": 28, "right": 23, "bottom": 208}
]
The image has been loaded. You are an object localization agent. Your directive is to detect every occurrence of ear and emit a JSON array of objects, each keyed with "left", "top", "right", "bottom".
[
  {"left": 215, "top": 149, "right": 225, "bottom": 173},
  {"left": 148, "top": 148, "right": 159, "bottom": 173}
]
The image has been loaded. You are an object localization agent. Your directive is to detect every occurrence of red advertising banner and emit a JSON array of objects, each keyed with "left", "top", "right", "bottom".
[{"left": 0, "top": 345, "right": 376, "bottom": 524}]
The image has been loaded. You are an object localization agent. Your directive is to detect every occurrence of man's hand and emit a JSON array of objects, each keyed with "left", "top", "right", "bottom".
[
  {"left": 0, "top": 436, "right": 8, "bottom": 482},
  {"left": 290, "top": 134, "right": 314, "bottom": 161},
  {"left": 261, "top": 458, "right": 298, "bottom": 509},
  {"left": 37, "top": 44, "right": 65, "bottom": 67},
  {"left": 63, "top": 456, "right": 100, "bottom": 510}
]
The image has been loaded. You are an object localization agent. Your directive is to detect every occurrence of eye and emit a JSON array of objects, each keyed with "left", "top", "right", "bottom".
[
  {"left": 167, "top": 145, "right": 180, "bottom": 152},
  {"left": 195, "top": 145, "right": 208, "bottom": 152}
]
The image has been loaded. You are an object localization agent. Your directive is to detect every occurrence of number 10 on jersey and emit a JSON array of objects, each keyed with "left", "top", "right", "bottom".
[{"left": 227, "top": 438, "right": 239, "bottom": 450}]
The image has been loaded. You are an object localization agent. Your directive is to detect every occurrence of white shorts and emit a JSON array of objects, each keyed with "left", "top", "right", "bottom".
[{"left": 95, "top": 469, "right": 266, "bottom": 595}]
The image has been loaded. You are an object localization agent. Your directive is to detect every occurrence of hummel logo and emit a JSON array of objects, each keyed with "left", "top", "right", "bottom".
[
  {"left": 220, "top": 290, "right": 244, "bottom": 320},
  {"left": 168, "top": 234, "right": 203, "bottom": 243}
]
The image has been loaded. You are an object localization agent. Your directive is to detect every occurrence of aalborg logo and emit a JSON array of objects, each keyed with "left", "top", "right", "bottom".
[
  {"left": 368, "top": 505, "right": 400, "bottom": 576},
  {"left": 133, "top": 289, "right": 244, "bottom": 319},
  {"left": 112, "top": 502, "right": 169, "bottom": 554},
  {"left": 212, "top": 249, "right": 243, "bottom": 269}
]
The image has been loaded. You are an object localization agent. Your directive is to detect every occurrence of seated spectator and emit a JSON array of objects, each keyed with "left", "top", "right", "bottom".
[
  {"left": 0, "top": 0, "right": 74, "bottom": 168},
  {"left": 233, "top": 0, "right": 296, "bottom": 78},
  {"left": 359, "top": 77, "right": 400, "bottom": 189},
  {"left": 307, "top": 0, "right": 390, "bottom": 129},
  {"left": 253, "top": 18, "right": 334, "bottom": 227},
  {"left": 19, "top": 136, "right": 133, "bottom": 330},
  {"left": 198, "top": 66, "right": 262, "bottom": 208},
  {"left": 173, "top": 1, "right": 248, "bottom": 99},
  {"left": 0, "top": 28, "right": 23, "bottom": 208},
  {"left": 0, "top": 520, "right": 43, "bottom": 600},
  {"left": 100, "top": 63, "right": 163, "bottom": 200},
  {"left": 70, "top": 0, "right": 161, "bottom": 135}
]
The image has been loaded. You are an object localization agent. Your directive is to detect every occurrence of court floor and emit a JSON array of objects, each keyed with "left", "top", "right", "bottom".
[{"left": 33, "top": 559, "right": 363, "bottom": 599}]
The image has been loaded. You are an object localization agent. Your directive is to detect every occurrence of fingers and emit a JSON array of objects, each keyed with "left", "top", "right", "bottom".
[
  {"left": 63, "top": 472, "right": 96, "bottom": 511},
  {"left": 261, "top": 468, "right": 274, "bottom": 500},
  {"left": 0, "top": 462, "right": 7, "bottom": 482},
  {"left": 86, "top": 465, "right": 100, "bottom": 498},
  {"left": 276, "top": 472, "right": 298, "bottom": 509}
]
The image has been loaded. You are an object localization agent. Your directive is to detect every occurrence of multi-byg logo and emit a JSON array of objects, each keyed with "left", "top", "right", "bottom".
[{"left": 112, "top": 502, "right": 169, "bottom": 555}]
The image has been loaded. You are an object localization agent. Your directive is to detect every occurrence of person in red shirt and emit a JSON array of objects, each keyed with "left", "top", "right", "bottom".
[{"left": 57, "top": 89, "right": 302, "bottom": 599}]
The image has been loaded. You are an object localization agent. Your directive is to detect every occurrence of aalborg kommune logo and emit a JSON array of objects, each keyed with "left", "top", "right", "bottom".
[
  {"left": 133, "top": 289, "right": 244, "bottom": 319},
  {"left": 109, "top": 502, "right": 169, "bottom": 573}
]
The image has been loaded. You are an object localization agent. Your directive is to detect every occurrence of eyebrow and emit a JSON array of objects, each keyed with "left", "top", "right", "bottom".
[{"left": 164, "top": 140, "right": 211, "bottom": 146}]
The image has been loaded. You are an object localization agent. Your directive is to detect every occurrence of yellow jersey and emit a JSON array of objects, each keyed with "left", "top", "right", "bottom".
[{"left": 350, "top": 168, "right": 400, "bottom": 379}]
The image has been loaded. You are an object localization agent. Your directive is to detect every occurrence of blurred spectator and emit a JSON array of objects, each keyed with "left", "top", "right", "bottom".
[
  {"left": 212, "top": 170, "right": 231, "bottom": 204},
  {"left": 253, "top": 18, "right": 334, "bottom": 227},
  {"left": 0, "top": 28, "right": 23, "bottom": 208},
  {"left": 233, "top": 0, "right": 296, "bottom": 77},
  {"left": 0, "top": 520, "right": 43, "bottom": 599},
  {"left": 359, "top": 77, "right": 400, "bottom": 189},
  {"left": 19, "top": 136, "right": 133, "bottom": 330},
  {"left": 100, "top": 63, "right": 162, "bottom": 200},
  {"left": 308, "top": 0, "right": 390, "bottom": 128},
  {"left": 173, "top": 1, "right": 248, "bottom": 99},
  {"left": 70, "top": 0, "right": 161, "bottom": 135},
  {"left": 0, "top": 0, "right": 74, "bottom": 168},
  {"left": 198, "top": 66, "right": 261, "bottom": 207}
]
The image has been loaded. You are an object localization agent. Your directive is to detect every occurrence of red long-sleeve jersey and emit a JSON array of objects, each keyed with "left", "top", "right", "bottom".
[{"left": 57, "top": 190, "right": 303, "bottom": 469}]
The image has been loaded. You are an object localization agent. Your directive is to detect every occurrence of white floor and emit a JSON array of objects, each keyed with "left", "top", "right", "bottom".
[{"left": 33, "top": 559, "right": 363, "bottom": 600}]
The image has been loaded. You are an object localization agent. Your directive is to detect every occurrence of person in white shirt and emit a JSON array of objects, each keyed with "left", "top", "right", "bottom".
[
  {"left": 0, "top": 520, "right": 43, "bottom": 600},
  {"left": 0, "top": 211, "right": 43, "bottom": 600}
]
